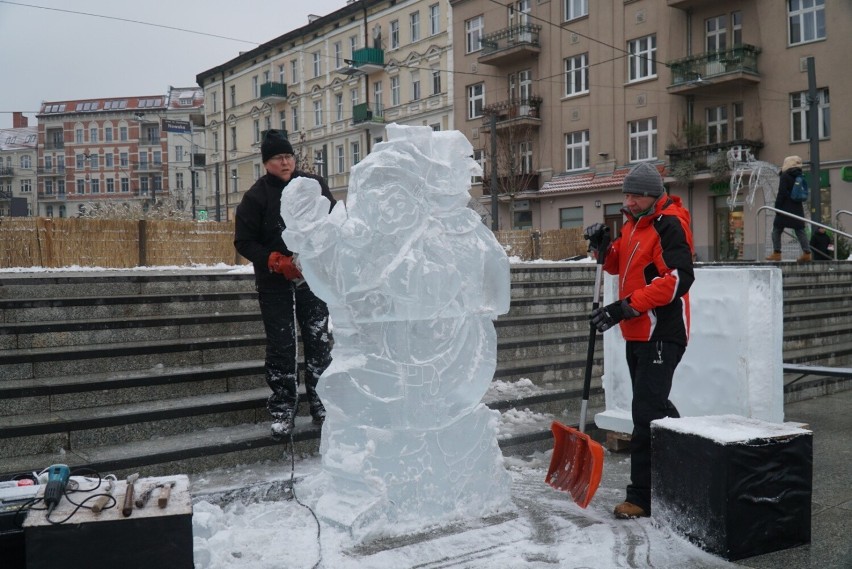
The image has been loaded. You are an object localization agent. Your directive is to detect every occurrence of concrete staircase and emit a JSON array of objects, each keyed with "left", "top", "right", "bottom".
[{"left": 1, "top": 262, "right": 849, "bottom": 478}]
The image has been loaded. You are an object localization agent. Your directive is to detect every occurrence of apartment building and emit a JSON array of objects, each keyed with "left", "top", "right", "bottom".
[
  {"left": 35, "top": 87, "right": 207, "bottom": 219},
  {"left": 0, "top": 113, "right": 38, "bottom": 216},
  {"left": 195, "top": 0, "right": 453, "bottom": 221},
  {"left": 451, "top": 0, "right": 852, "bottom": 261}
]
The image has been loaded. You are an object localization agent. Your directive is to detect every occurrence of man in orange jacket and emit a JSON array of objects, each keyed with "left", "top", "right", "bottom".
[{"left": 585, "top": 161, "right": 695, "bottom": 519}]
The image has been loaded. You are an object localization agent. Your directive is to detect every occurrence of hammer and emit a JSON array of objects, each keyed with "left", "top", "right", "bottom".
[
  {"left": 121, "top": 473, "right": 139, "bottom": 517},
  {"left": 157, "top": 481, "right": 176, "bottom": 509}
]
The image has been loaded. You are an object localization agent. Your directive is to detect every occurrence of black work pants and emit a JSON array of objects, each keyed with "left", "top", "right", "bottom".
[
  {"left": 257, "top": 283, "right": 332, "bottom": 418},
  {"left": 625, "top": 340, "right": 685, "bottom": 513}
]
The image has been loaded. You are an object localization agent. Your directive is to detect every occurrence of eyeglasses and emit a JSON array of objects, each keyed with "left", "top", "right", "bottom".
[{"left": 269, "top": 153, "right": 295, "bottom": 162}]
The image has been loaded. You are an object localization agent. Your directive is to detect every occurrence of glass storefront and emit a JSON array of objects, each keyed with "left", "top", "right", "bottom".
[{"left": 715, "top": 195, "right": 744, "bottom": 261}]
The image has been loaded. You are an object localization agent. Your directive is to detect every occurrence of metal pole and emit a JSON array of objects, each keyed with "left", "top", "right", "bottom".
[
  {"left": 190, "top": 127, "right": 196, "bottom": 220},
  {"left": 490, "top": 113, "right": 498, "bottom": 231},
  {"left": 214, "top": 165, "right": 221, "bottom": 222},
  {"left": 807, "top": 57, "right": 821, "bottom": 224}
]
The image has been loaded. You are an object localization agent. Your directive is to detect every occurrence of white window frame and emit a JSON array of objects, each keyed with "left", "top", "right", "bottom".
[
  {"left": 411, "top": 71, "right": 421, "bottom": 101},
  {"left": 564, "top": 0, "right": 588, "bottom": 22},
  {"left": 253, "top": 119, "right": 260, "bottom": 143},
  {"left": 705, "top": 15, "right": 727, "bottom": 52},
  {"left": 292, "top": 107, "right": 300, "bottom": 131},
  {"left": 391, "top": 76, "right": 401, "bottom": 106},
  {"left": 706, "top": 105, "right": 729, "bottom": 144},
  {"left": 410, "top": 11, "right": 420, "bottom": 43},
  {"left": 629, "top": 117, "right": 658, "bottom": 162},
  {"left": 291, "top": 60, "right": 299, "bottom": 84},
  {"left": 313, "top": 100, "right": 323, "bottom": 126},
  {"left": 334, "top": 41, "right": 343, "bottom": 69},
  {"left": 336, "top": 145, "right": 345, "bottom": 174},
  {"left": 429, "top": 4, "right": 440, "bottom": 36},
  {"left": 472, "top": 149, "right": 484, "bottom": 184},
  {"left": 390, "top": 20, "right": 400, "bottom": 49},
  {"left": 252, "top": 75, "right": 259, "bottom": 98},
  {"left": 564, "top": 53, "right": 589, "bottom": 96},
  {"left": 335, "top": 93, "right": 344, "bottom": 121},
  {"left": 790, "top": 88, "right": 830, "bottom": 142},
  {"left": 560, "top": 206, "right": 584, "bottom": 229},
  {"left": 468, "top": 83, "right": 485, "bottom": 119},
  {"left": 465, "top": 16, "right": 483, "bottom": 53},
  {"left": 431, "top": 68, "right": 441, "bottom": 96},
  {"left": 565, "top": 130, "right": 589, "bottom": 171},
  {"left": 313, "top": 51, "right": 322, "bottom": 78},
  {"left": 788, "top": 0, "right": 826, "bottom": 45},
  {"left": 519, "top": 141, "right": 533, "bottom": 174},
  {"left": 732, "top": 11, "right": 743, "bottom": 47},
  {"left": 628, "top": 35, "right": 657, "bottom": 82},
  {"left": 351, "top": 141, "right": 361, "bottom": 166}
]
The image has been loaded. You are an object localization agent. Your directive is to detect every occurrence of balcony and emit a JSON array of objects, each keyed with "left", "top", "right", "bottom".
[
  {"left": 0, "top": 167, "right": 14, "bottom": 177},
  {"left": 478, "top": 24, "right": 542, "bottom": 66},
  {"left": 38, "top": 166, "right": 66, "bottom": 176},
  {"left": 667, "top": 0, "right": 715, "bottom": 9},
  {"left": 339, "top": 47, "right": 385, "bottom": 75},
  {"left": 139, "top": 137, "right": 162, "bottom": 146},
  {"left": 668, "top": 45, "right": 761, "bottom": 95},
  {"left": 260, "top": 82, "right": 288, "bottom": 102},
  {"left": 45, "top": 141, "right": 65, "bottom": 150},
  {"left": 352, "top": 102, "right": 385, "bottom": 128},
  {"left": 666, "top": 139, "right": 764, "bottom": 170},
  {"left": 136, "top": 162, "right": 162, "bottom": 172},
  {"left": 481, "top": 97, "right": 542, "bottom": 131}
]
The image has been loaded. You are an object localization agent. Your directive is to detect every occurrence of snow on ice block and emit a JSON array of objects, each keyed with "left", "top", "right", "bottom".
[
  {"left": 596, "top": 267, "right": 784, "bottom": 434},
  {"left": 24, "top": 475, "right": 193, "bottom": 569},
  {"left": 651, "top": 415, "right": 812, "bottom": 561}
]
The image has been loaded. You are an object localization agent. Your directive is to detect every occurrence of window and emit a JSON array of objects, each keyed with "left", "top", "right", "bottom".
[
  {"left": 141, "top": 177, "right": 149, "bottom": 195},
  {"left": 252, "top": 75, "right": 259, "bottom": 98},
  {"left": 411, "top": 71, "right": 421, "bottom": 101},
  {"left": 706, "top": 15, "right": 727, "bottom": 52},
  {"left": 472, "top": 149, "right": 484, "bottom": 184},
  {"left": 278, "top": 64, "right": 285, "bottom": 84},
  {"left": 410, "top": 11, "right": 420, "bottom": 43},
  {"left": 120, "top": 126, "right": 128, "bottom": 141},
  {"left": 628, "top": 35, "right": 657, "bottom": 82},
  {"left": 519, "top": 141, "right": 533, "bottom": 174},
  {"left": 313, "top": 51, "right": 322, "bottom": 77},
  {"left": 20, "top": 179, "right": 32, "bottom": 193},
  {"left": 121, "top": 178, "right": 129, "bottom": 192},
  {"left": 139, "top": 152, "right": 148, "bottom": 169},
  {"left": 465, "top": 16, "right": 483, "bottom": 53},
  {"left": 292, "top": 107, "right": 300, "bottom": 131},
  {"left": 89, "top": 154, "right": 99, "bottom": 168},
  {"left": 374, "top": 80, "right": 383, "bottom": 107},
  {"left": 91, "top": 179, "right": 99, "bottom": 194},
  {"left": 350, "top": 35, "right": 359, "bottom": 56},
  {"left": 564, "top": 53, "right": 589, "bottom": 96},
  {"left": 560, "top": 206, "right": 583, "bottom": 228},
  {"left": 514, "top": 211, "right": 532, "bottom": 230},
  {"left": 333, "top": 145, "right": 343, "bottom": 174},
  {"left": 20, "top": 155, "right": 32, "bottom": 169},
  {"left": 279, "top": 110, "right": 287, "bottom": 130},
  {"left": 107, "top": 178, "right": 115, "bottom": 193},
  {"left": 334, "top": 41, "right": 343, "bottom": 69},
  {"left": 350, "top": 88, "right": 359, "bottom": 110},
  {"left": 391, "top": 76, "right": 401, "bottom": 106},
  {"left": 45, "top": 180, "right": 53, "bottom": 195},
  {"left": 351, "top": 141, "right": 361, "bottom": 166},
  {"left": 76, "top": 154, "right": 84, "bottom": 169},
  {"left": 790, "top": 88, "right": 830, "bottom": 142},
  {"left": 733, "top": 102, "right": 744, "bottom": 139},
  {"left": 212, "top": 91, "right": 218, "bottom": 113},
  {"left": 106, "top": 153, "right": 114, "bottom": 167},
  {"left": 175, "top": 145, "right": 184, "bottom": 162},
  {"left": 105, "top": 127, "right": 113, "bottom": 142},
  {"left": 706, "top": 105, "right": 728, "bottom": 143},
  {"left": 76, "top": 128, "right": 84, "bottom": 143},
  {"left": 629, "top": 117, "right": 658, "bottom": 162},
  {"left": 57, "top": 179, "right": 65, "bottom": 196},
  {"left": 429, "top": 4, "right": 440, "bottom": 35},
  {"left": 564, "top": 0, "right": 588, "bottom": 21},
  {"left": 335, "top": 93, "right": 344, "bottom": 121},
  {"left": 46, "top": 205, "right": 53, "bottom": 217},
  {"left": 229, "top": 85, "right": 236, "bottom": 107},
  {"left": 390, "top": 20, "right": 400, "bottom": 49},
  {"left": 45, "top": 156, "right": 53, "bottom": 170},
  {"left": 153, "top": 176, "right": 162, "bottom": 193},
  {"left": 253, "top": 119, "right": 260, "bottom": 143},
  {"left": 291, "top": 60, "right": 299, "bottom": 84},
  {"left": 120, "top": 152, "right": 128, "bottom": 166},
  {"left": 76, "top": 179, "right": 85, "bottom": 194},
  {"left": 788, "top": 0, "right": 825, "bottom": 45},
  {"left": 230, "top": 126, "right": 237, "bottom": 149},
  {"left": 565, "top": 130, "right": 589, "bottom": 171},
  {"left": 732, "top": 11, "right": 743, "bottom": 46},
  {"left": 468, "top": 83, "right": 485, "bottom": 119},
  {"left": 431, "top": 68, "right": 441, "bottom": 96},
  {"left": 314, "top": 100, "right": 323, "bottom": 126}
]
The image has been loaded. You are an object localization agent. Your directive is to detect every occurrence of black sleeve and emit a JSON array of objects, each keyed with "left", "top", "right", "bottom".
[{"left": 234, "top": 190, "right": 272, "bottom": 265}]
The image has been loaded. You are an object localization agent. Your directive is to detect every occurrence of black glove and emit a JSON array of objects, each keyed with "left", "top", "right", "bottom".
[
  {"left": 584, "top": 223, "right": 609, "bottom": 253},
  {"left": 590, "top": 300, "right": 638, "bottom": 333}
]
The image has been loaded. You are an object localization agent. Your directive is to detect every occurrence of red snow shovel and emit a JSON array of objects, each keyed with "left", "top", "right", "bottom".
[{"left": 545, "top": 227, "right": 610, "bottom": 508}]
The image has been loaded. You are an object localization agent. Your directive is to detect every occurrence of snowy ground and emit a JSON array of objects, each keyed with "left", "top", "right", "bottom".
[{"left": 188, "top": 450, "right": 741, "bottom": 569}]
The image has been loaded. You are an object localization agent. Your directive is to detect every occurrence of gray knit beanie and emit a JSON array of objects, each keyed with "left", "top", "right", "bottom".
[{"left": 623, "top": 162, "right": 665, "bottom": 197}]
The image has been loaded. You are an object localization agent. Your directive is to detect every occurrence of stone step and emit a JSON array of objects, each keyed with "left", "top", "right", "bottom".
[
  {"left": 783, "top": 281, "right": 851, "bottom": 299},
  {"left": 495, "top": 312, "right": 590, "bottom": 337},
  {"left": 509, "top": 279, "right": 593, "bottom": 299},
  {"left": 0, "top": 291, "right": 259, "bottom": 324}
]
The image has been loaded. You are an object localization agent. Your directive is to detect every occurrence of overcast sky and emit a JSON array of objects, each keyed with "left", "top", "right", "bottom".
[{"left": 0, "top": 0, "right": 347, "bottom": 128}]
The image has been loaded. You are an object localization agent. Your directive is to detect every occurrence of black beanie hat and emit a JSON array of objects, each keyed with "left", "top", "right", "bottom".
[{"left": 261, "top": 129, "right": 294, "bottom": 162}]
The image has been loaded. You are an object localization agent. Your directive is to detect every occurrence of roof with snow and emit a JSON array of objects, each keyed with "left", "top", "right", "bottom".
[
  {"left": 540, "top": 163, "right": 667, "bottom": 196},
  {"left": 0, "top": 126, "right": 38, "bottom": 151}
]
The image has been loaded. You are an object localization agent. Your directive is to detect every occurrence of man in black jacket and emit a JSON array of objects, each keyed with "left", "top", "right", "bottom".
[
  {"left": 234, "top": 130, "right": 335, "bottom": 438},
  {"left": 766, "top": 155, "right": 811, "bottom": 262}
]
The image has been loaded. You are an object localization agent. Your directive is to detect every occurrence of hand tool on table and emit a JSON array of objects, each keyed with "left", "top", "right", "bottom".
[
  {"left": 121, "top": 473, "right": 139, "bottom": 517},
  {"left": 91, "top": 476, "right": 116, "bottom": 514},
  {"left": 157, "top": 481, "right": 176, "bottom": 509},
  {"left": 135, "top": 483, "right": 156, "bottom": 509}
]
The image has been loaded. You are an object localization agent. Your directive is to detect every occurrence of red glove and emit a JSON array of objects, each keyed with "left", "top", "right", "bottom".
[{"left": 267, "top": 252, "right": 303, "bottom": 280}]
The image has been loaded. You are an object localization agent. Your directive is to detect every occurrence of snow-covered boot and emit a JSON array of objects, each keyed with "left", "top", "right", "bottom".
[
  {"left": 310, "top": 401, "right": 326, "bottom": 425},
  {"left": 270, "top": 407, "right": 296, "bottom": 438}
]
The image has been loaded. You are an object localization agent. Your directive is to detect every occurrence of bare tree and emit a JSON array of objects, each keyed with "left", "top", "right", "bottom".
[{"left": 480, "top": 98, "right": 541, "bottom": 229}]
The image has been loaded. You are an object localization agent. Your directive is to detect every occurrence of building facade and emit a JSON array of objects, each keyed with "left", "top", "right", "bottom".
[
  {"left": 196, "top": 0, "right": 453, "bottom": 221},
  {"left": 451, "top": 0, "right": 852, "bottom": 261},
  {"left": 0, "top": 113, "right": 38, "bottom": 217}
]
